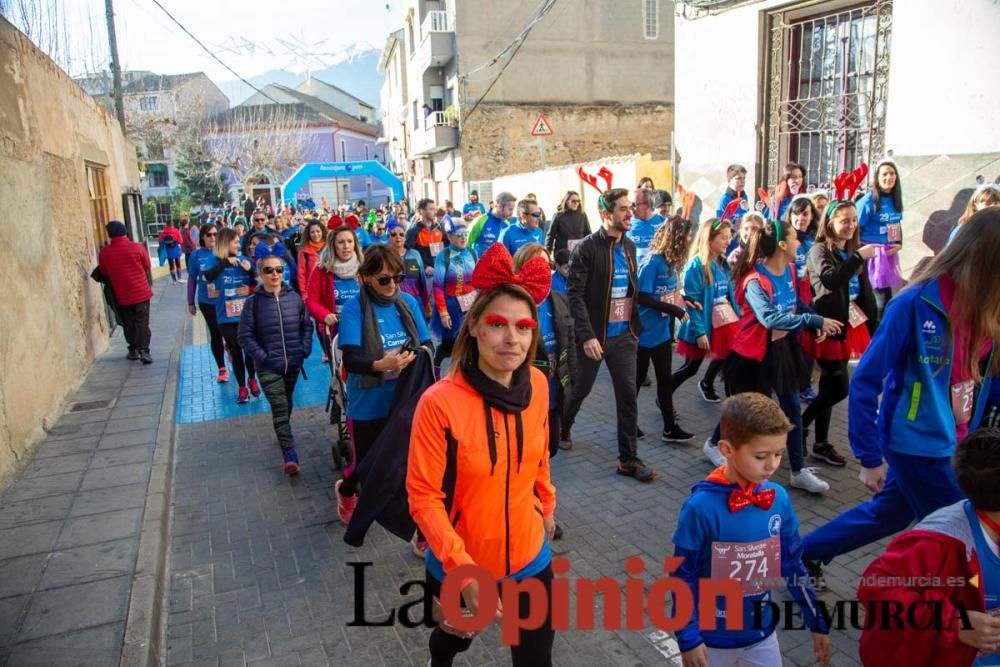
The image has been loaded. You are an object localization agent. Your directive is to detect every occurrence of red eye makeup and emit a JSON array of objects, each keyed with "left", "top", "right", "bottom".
[
  {"left": 484, "top": 315, "right": 509, "bottom": 326},
  {"left": 515, "top": 319, "right": 538, "bottom": 330}
]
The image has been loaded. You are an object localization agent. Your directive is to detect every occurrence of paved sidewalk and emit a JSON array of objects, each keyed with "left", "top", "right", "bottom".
[{"left": 0, "top": 280, "right": 186, "bottom": 666}]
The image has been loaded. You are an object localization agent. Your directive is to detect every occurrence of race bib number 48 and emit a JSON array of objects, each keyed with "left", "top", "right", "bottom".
[{"left": 710, "top": 536, "right": 781, "bottom": 595}]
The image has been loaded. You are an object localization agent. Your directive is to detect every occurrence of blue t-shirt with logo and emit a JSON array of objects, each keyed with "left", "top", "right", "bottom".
[
  {"left": 188, "top": 248, "right": 217, "bottom": 305},
  {"left": 794, "top": 232, "right": 814, "bottom": 280},
  {"left": 713, "top": 265, "right": 732, "bottom": 305},
  {"left": 498, "top": 222, "right": 545, "bottom": 256},
  {"left": 537, "top": 298, "right": 558, "bottom": 409},
  {"left": 627, "top": 216, "right": 659, "bottom": 265},
  {"left": 462, "top": 201, "right": 486, "bottom": 217},
  {"left": 607, "top": 244, "right": 630, "bottom": 338},
  {"left": 637, "top": 254, "right": 679, "bottom": 348},
  {"left": 334, "top": 276, "right": 361, "bottom": 316},
  {"left": 472, "top": 213, "right": 508, "bottom": 258},
  {"left": 338, "top": 292, "right": 429, "bottom": 420},
  {"left": 758, "top": 264, "right": 797, "bottom": 315},
  {"left": 212, "top": 256, "right": 254, "bottom": 324},
  {"left": 858, "top": 192, "right": 903, "bottom": 244}
]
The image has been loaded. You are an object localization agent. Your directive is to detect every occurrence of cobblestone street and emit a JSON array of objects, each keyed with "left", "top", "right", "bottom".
[{"left": 0, "top": 281, "right": 887, "bottom": 666}]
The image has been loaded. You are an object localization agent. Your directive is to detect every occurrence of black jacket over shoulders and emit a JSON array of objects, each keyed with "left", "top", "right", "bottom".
[{"left": 806, "top": 243, "right": 878, "bottom": 340}]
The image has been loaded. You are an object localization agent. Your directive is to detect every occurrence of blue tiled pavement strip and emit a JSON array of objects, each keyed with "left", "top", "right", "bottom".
[{"left": 176, "top": 343, "right": 331, "bottom": 424}]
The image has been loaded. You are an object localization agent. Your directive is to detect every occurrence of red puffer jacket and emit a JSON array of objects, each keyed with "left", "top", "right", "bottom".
[{"left": 98, "top": 237, "right": 153, "bottom": 306}]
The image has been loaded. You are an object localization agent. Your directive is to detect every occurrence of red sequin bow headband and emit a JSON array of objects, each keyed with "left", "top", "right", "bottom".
[{"left": 471, "top": 243, "right": 552, "bottom": 306}]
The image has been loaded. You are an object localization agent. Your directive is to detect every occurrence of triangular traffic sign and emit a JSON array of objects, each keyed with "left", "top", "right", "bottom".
[{"left": 530, "top": 113, "right": 553, "bottom": 136}]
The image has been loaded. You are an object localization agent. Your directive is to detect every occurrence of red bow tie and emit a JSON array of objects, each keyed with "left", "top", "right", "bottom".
[{"left": 728, "top": 486, "right": 776, "bottom": 513}]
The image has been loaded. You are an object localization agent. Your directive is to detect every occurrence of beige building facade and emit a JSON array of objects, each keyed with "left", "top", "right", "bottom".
[
  {"left": 0, "top": 17, "right": 141, "bottom": 488},
  {"left": 673, "top": 0, "right": 1000, "bottom": 273}
]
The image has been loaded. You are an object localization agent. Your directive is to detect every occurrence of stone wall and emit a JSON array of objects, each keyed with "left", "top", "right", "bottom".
[
  {"left": 0, "top": 18, "right": 140, "bottom": 489},
  {"left": 461, "top": 103, "right": 673, "bottom": 182}
]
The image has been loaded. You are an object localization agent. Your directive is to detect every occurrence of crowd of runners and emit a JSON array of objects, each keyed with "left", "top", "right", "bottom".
[{"left": 92, "top": 162, "right": 1000, "bottom": 666}]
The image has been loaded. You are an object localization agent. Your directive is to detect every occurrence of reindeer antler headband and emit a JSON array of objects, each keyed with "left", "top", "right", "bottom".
[
  {"left": 824, "top": 163, "right": 869, "bottom": 221},
  {"left": 578, "top": 166, "right": 614, "bottom": 211}
]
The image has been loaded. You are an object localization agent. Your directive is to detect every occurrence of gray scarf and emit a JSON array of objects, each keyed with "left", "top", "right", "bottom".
[{"left": 359, "top": 284, "right": 420, "bottom": 389}]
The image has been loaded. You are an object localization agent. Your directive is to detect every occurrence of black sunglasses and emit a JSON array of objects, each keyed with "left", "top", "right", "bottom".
[
  {"left": 389, "top": 230, "right": 406, "bottom": 237},
  {"left": 261, "top": 266, "right": 284, "bottom": 275},
  {"left": 204, "top": 232, "right": 217, "bottom": 237},
  {"left": 375, "top": 273, "right": 405, "bottom": 286}
]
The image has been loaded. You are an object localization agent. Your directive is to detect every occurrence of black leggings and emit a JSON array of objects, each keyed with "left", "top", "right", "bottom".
[
  {"left": 671, "top": 356, "right": 722, "bottom": 391},
  {"left": 426, "top": 565, "right": 554, "bottom": 667},
  {"left": 548, "top": 408, "right": 561, "bottom": 459},
  {"left": 167, "top": 257, "right": 182, "bottom": 277},
  {"left": 341, "top": 417, "right": 388, "bottom": 497},
  {"left": 219, "top": 322, "right": 256, "bottom": 387},
  {"left": 874, "top": 287, "right": 894, "bottom": 319},
  {"left": 198, "top": 302, "right": 226, "bottom": 368},
  {"left": 637, "top": 341, "right": 676, "bottom": 431},
  {"left": 801, "top": 359, "right": 849, "bottom": 444}
]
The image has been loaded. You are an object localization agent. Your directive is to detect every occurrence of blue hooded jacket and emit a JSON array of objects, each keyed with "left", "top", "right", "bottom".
[
  {"left": 676, "top": 256, "right": 739, "bottom": 345},
  {"left": 672, "top": 476, "right": 827, "bottom": 652},
  {"left": 848, "top": 277, "right": 998, "bottom": 468}
]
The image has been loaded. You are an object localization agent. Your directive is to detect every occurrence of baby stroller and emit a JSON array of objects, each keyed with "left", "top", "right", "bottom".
[{"left": 326, "top": 334, "right": 352, "bottom": 470}]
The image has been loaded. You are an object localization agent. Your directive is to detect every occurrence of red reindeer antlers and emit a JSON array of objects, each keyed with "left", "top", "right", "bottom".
[
  {"left": 721, "top": 198, "right": 745, "bottom": 222},
  {"left": 832, "top": 163, "right": 869, "bottom": 201},
  {"left": 578, "top": 165, "right": 613, "bottom": 194}
]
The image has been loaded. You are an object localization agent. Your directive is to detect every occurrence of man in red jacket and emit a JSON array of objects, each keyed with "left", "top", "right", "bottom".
[{"left": 98, "top": 221, "right": 154, "bottom": 363}]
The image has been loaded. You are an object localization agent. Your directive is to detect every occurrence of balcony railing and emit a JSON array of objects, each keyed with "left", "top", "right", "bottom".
[
  {"left": 421, "top": 10, "right": 455, "bottom": 40},
  {"left": 423, "top": 110, "right": 448, "bottom": 130}
]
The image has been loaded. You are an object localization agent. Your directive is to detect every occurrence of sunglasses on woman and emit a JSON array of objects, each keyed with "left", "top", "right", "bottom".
[
  {"left": 261, "top": 266, "right": 284, "bottom": 275},
  {"left": 389, "top": 231, "right": 406, "bottom": 237},
  {"left": 375, "top": 273, "right": 405, "bottom": 286}
]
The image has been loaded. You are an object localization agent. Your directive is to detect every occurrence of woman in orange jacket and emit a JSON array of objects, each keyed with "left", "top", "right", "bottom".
[{"left": 407, "top": 243, "right": 557, "bottom": 667}]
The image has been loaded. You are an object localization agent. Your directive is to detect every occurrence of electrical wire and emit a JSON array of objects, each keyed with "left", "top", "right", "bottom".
[
  {"left": 460, "top": 0, "right": 557, "bottom": 122},
  {"left": 145, "top": 0, "right": 283, "bottom": 105},
  {"left": 458, "top": 0, "right": 557, "bottom": 81}
]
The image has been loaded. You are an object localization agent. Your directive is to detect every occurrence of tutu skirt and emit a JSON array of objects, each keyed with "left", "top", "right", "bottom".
[
  {"left": 802, "top": 322, "right": 872, "bottom": 361},
  {"left": 710, "top": 322, "right": 739, "bottom": 359},
  {"left": 868, "top": 245, "right": 903, "bottom": 289}
]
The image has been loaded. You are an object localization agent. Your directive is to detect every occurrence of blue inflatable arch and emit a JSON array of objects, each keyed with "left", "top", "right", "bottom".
[{"left": 281, "top": 161, "right": 405, "bottom": 204}]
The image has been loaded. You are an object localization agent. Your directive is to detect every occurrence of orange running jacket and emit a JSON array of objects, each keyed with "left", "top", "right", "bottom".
[{"left": 407, "top": 366, "right": 556, "bottom": 580}]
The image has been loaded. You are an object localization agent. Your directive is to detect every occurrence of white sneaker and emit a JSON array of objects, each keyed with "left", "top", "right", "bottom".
[
  {"left": 790, "top": 467, "right": 830, "bottom": 494},
  {"left": 703, "top": 438, "right": 725, "bottom": 467}
]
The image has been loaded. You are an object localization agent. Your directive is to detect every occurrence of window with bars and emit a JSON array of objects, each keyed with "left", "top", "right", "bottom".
[
  {"left": 644, "top": 0, "right": 659, "bottom": 40},
  {"left": 762, "top": 0, "right": 892, "bottom": 189},
  {"left": 87, "top": 163, "right": 111, "bottom": 246}
]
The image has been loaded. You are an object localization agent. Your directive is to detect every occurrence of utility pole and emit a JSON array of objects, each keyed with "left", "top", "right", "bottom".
[{"left": 105, "top": 0, "right": 127, "bottom": 133}]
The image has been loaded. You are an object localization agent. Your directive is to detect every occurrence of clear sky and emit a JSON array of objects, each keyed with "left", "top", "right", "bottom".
[{"left": 30, "top": 0, "right": 405, "bottom": 80}]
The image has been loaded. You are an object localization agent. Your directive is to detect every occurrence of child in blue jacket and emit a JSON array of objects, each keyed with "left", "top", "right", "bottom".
[
  {"left": 673, "top": 393, "right": 830, "bottom": 666},
  {"left": 802, "top": 207, "right": 1000, "bottom": 583}
]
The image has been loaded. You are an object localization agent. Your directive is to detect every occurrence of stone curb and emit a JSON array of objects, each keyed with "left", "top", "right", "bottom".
[{"left": 119, "top": 295, "right": 187, "bottom": 667}]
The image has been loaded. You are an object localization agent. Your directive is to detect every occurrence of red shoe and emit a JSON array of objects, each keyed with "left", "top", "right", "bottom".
[
  {"left": 217, "top": 367, "right": 229, "bottom": 383},
  {"left": 248, "top": 377, "right": 261, "bottom": 397},
  {"left": 237, "top": 387, "right": 250, "bottom": 404},
  {"left": 334, "top": 479, "right": 357, "bottom": 524}
]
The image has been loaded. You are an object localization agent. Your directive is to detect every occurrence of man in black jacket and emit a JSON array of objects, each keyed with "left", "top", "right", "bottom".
[{"left": 564, "top": 188, "right": 654, "bottom": 482}]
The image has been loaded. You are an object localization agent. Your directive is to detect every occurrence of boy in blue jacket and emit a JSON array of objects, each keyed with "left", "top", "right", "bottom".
[{"left": 673, "top": 393, "right": 830, "bottom": 666}]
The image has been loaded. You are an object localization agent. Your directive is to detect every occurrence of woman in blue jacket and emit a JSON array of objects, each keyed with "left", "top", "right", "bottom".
[
  {"left": 802, "top": 208, "right": 1000, "bottom": 580},
  {"left": 238, "top": 247, "right": 313, "bottom": 475},
  {"left": 671, "top": 219, "right": 738, "bottom": 404},
  {"left": 204, "top": 228, "right": 258, "bottom": 404},
  {"left": 186, "top": 223, "right": 228, "bottom": 383},
  {"left": 857, "top": 158, "right": 904, "bottom": 317}
]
